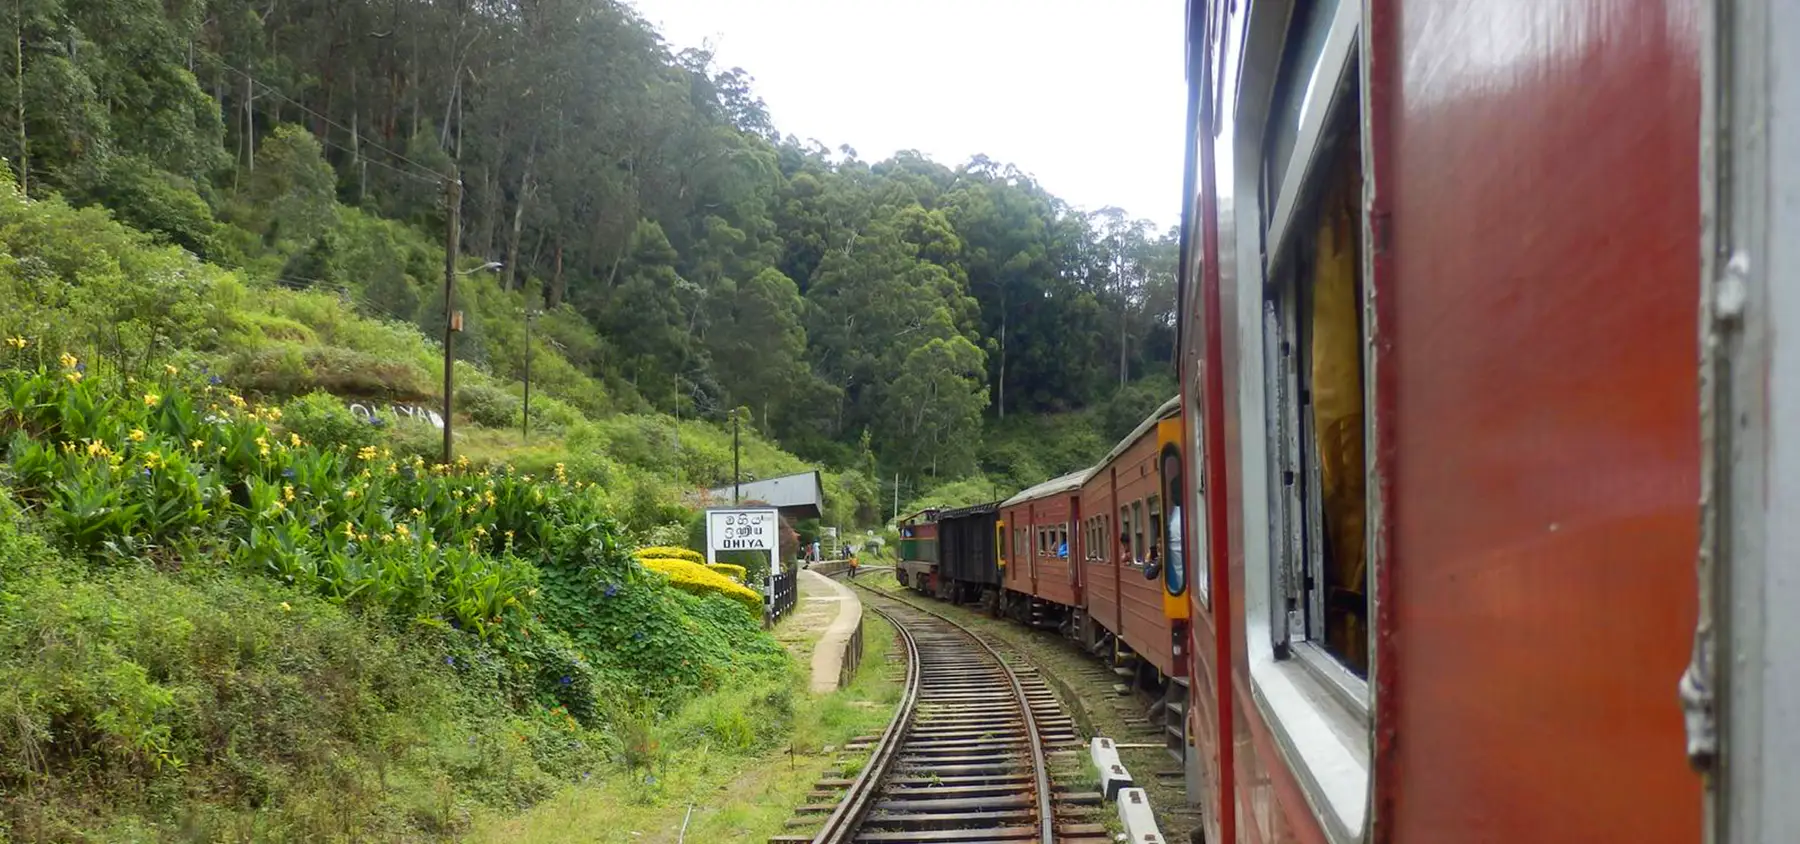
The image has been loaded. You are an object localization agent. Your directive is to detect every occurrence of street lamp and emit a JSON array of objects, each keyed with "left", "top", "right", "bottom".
[
  {"left": 460, "top": 261, "right": 503, "bottom": 276},
  {"left": 443, "top": 259, "right": 502, "bottom": 464}
]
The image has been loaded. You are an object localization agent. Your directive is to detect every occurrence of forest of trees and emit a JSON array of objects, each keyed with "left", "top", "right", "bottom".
[{"left": 0, "top": 0, "right": 1177, "bottom": 483}]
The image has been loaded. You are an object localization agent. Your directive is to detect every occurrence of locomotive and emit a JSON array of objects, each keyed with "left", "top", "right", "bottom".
[{"left": 899, "top": 0, "right": 1800, "bottom": 840}]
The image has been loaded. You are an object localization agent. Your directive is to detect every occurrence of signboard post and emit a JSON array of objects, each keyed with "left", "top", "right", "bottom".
[{"left": 706, "top": 507, "right": 784, "bottom": 626}]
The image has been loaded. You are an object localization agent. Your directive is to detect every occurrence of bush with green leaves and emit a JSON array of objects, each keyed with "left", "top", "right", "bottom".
[
  {"left": 0, "top": 357, "right": 787, "bottom": 679},
  {"left": 279, "top": 390, "right": 380, "bottom": 451},
  {"left": 459, "top": 382, "right": 523, "bottom": 429}
]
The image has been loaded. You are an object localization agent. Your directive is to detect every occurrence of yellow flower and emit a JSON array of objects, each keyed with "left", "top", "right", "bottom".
[
  {"left": 164, "top": 364, "right": 179, "bottom": 376},
  {"left": 289, "top": 433, "right": 302, "bottom": 448},
  {"left": 280, "top": 602, "right": 291, "bottom": 612},
  {"left": 265, "top": 407, "right": 281, "bottom": 422},
  {"left": 395, "top": 524, "right": 411, "bottom": 538},
  {"left": 5, "top": 336, "right": 26, "bottom": 349},
  {"left": 474, "top": 526, "right": 488, "bottom": 537},
  {"left": 553, "top": 462, "right": 567, "bottom": 482},
  {"left": 59, "top": 352, "right": 76, "bottom": 369},
  {"left": 227, "top": 394, "right": 246, "bottom": 408},
  {"left": 343, "top": 523, "right": 356, "bottom": 539},
  {"left": 503, "top": 530, "right": 514, "bottom": 541},
  {"left": 269, "top": 500, "right": 286, "bottom": 513},
  {"left": 345, "top": 487, "right": 359, "bottom": 500},
  {"left": 189, "top": 439, "right": 203, "bottom": 450},
  {"left": 64, "top": 371, "right": 82, "bottom": 384},
  {"left": 456, "top": 455, "right": 470, "bottom": 469},
  {"left": 380, "top": 533, "right": 394, "bottom": 543},
  {"left": 143, "top": 393, "right": 160, "bottom": 408},
  {"left": 143, "top": 451, "right": 162, "bottom": 469},
  {"left": 254, "top": 436, "right": 270, "bottom": 457},
  {"left": 128, "top": 429, "right": 146, "bottom": 442},
  {"left": 282, "top": 485, "right": 295, "bottom": 502},
  {"left": 410, "top": 508, "right": 422, "bottom": 517},
  {"left": 357, "top": 446, "right": 378, "bottom": 461},
  {"left": 86, "top": 439, "right": 108, "bottom": 457}
]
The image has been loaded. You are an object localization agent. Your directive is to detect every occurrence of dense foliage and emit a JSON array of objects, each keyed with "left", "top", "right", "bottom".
[
  {"left": 0, "top": 0, "right": 1175, "bottom": 489},
  {"left": 0, "top": 357, "right": 787, "bottom": 837}
]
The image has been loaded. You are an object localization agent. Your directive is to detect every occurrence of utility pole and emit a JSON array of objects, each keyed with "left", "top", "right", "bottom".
[
  {"left": 732, "top": 407, "right": 742, "bottom": 504},
  {"left": 893, "top": 472, "right": 899, "bottom": 522},
  {"left": 441, "top": 176, "right": 461, "bottom": 465},
  {"left": 522, "top": 308, "right": 538, "bottom": 441}
]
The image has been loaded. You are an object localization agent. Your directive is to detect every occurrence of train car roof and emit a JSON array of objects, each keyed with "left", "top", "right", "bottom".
[
  {"left": 1091, "top": 395, "right": 1181, "bottom": 471},
  {"left": 898, "top": 508, "right": 939, "bottom": 525},
  {"left": 937, "top": 502, "right": 1000, "bottom": 520},
  {"left": 1000, "top": 468, "right": 1091, "bottom": 507}
]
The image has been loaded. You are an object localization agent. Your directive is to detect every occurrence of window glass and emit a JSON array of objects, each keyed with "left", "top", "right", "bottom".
[
  {"left": 1263, "top": 0, "right": 1345, "bottom": 212},
  {"left": 1132, "top": 501, "right": 1146, "bottom": 562},
  {"left": 1118, "top": 507, "right": 1131, "bottom": 562},
  {"left": 1261, "top": 81, "right": 1369, "bottom": 677},
  {"left": 1149, "top": 495, "right": 1164, "bottom": 562}
]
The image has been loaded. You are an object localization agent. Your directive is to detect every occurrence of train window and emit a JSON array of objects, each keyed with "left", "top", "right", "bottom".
[
  {"left": 1118, "top": 506, "right": 1131, "bottom": 563},
  {"left": 1260, "top": 66, "right": 1368, "bottom": 678},
  {"left": 1131, "top": 501, "right": 1146, "bottom": 563},
  {"left": 1059, "top": 526, "right": 1068, "bottom": 558},
  {"left": 1148, "top": 495, "right": 1163, "bottom": 559}
]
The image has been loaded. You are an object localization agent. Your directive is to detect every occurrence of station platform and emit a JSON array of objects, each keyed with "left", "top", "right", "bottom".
[{"left": 770, "top": 568, "right": 864, "bottom": 694}]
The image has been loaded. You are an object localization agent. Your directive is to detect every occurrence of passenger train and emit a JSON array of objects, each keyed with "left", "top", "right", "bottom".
[{"left": 896, "top": 0, "right": 1800, "bottom": 841}]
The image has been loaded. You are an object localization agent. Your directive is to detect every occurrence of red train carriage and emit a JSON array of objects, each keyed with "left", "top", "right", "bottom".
[
  {"left": 998, "top": 470, "right": 1084, "bottom": 624},
  {"left": 1171, "top": 0, "right": 1719, "bottom": 841},
  {"left": 1076, "top": 397, "right": 1183, "bottom": 682}
]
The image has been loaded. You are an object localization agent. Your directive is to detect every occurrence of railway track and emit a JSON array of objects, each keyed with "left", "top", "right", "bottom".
[{"left": 775, "top": 585, "right": 1111, "bottom": 844}]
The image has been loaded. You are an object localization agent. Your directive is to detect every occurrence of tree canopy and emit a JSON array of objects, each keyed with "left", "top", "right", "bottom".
[{"left": 0, "top": 0, "right": 1178, "bottom": 486}]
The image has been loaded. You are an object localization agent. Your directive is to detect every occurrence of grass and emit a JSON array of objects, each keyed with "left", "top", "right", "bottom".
[{"left": 466, "top": 610, "right": 900, "bottom": 843}]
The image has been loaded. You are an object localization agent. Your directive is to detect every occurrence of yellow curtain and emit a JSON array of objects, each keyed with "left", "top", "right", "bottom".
[{"left": 1309, "top": 158, "right": 1367, "bottom": 672}]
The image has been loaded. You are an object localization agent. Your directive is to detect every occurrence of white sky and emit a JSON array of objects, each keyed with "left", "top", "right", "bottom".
[{"left": 627, "top": 0, "right": 1189, "bottom": 230}]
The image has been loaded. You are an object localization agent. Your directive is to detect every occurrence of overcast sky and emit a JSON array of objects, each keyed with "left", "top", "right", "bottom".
[{"left": 627, "top": 0, "right": 1189, "bottom": 230}]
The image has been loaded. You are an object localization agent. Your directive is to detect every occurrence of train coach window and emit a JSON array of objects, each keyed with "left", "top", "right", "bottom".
[
  {"left": 1261, "top": 78, "right": 1369, "bottom": 679},
  {"left": 1131, "top": 501, "right": 1146, "bottom": 564},
  {"left": 1148, "top": 495, "right": 1163, "bottom": 559}
]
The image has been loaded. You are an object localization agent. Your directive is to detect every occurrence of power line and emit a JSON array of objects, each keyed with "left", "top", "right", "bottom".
[{"left": 217, "top": 60, "right": 454, "bottom": 184}]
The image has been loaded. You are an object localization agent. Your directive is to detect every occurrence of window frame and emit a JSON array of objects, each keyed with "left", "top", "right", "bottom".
[
  {"left": 1131, "top": 500, "right": 1146, "bottom": 564},
  {"left": 1148, "top": 494, "right": 1164, "bottom": 560},
  {"left": 1224, "top": 0, "right": 1373, "bottom": 840}
]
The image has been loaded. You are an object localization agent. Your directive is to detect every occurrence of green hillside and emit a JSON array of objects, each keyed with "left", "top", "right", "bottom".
[{"left": 0, "top": 0, "right": 1177, "bottom": 837}]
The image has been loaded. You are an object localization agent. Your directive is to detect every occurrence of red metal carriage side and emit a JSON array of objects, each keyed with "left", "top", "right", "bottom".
[
  {"left": 1178, "top": 1, "right": 1705, "bottom": 841},
  {"left": 999, "top": 470, "right": 1086, "bottom": 623}
]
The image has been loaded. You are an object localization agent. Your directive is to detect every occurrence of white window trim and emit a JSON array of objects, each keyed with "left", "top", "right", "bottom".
[
  {"left": 1248, "top": 617, "right": 1369, "bottom": 842},
  {"left": 1229, "top": 0, "right": 1371, "bottom": 841},
  {"left": 1263, "top": 0, "right": 1361, "bottom": 271}
]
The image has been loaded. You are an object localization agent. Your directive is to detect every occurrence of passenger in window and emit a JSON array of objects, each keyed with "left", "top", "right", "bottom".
[
  {"left": 1143, "top": 542, "right": 1162, "bottom": 580},
  {"left": 1119, "top": 532, "right": 1135, "bottom": 566}
]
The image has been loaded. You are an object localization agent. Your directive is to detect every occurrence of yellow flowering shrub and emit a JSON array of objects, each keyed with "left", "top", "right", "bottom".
[
  {"left": 639, "top": 556, "right": 761, "bottom": 613},
  {"left": 634, "top": 545, "right": 703, "bottom": 565},
  {"left": 706, "top": 562, "right": 748, "bottom": 582}
]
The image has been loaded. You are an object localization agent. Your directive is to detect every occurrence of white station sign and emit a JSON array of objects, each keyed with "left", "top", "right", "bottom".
[{"left": 707, "top": 507, "right": 780, "bottom": 556}]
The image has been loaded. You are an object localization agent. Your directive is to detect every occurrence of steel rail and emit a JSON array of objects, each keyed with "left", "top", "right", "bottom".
[
  {"left": 849, "top": 582, "right": 1058, "bottom": 844},
  {"left": 809, "top": 598, "right": 922, "bottom": 844}
]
